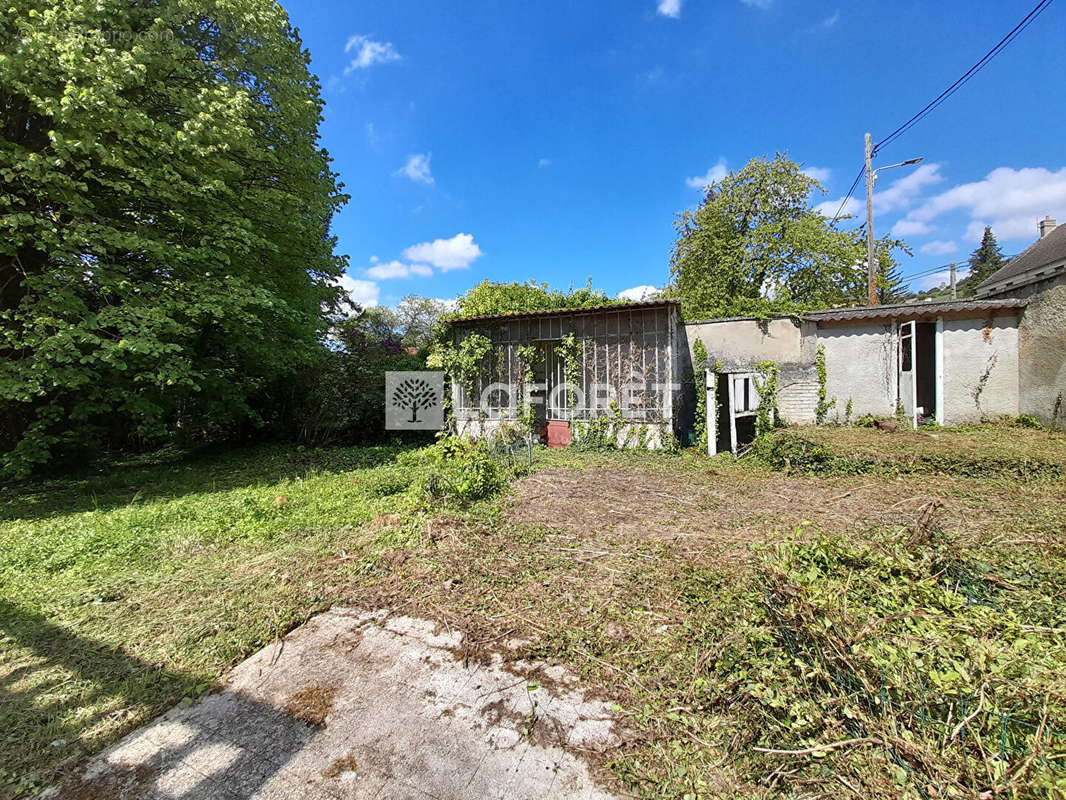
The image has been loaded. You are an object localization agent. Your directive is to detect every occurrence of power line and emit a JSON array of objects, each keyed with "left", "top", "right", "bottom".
[
  {"left": 829, "top": 164, "right": 866, "bottom": 223},
  {"left": 829, "top": 0, "right": 1055, "bottom": 227},
  {"left": 874, "top": 0, "right": 1055, "bottom": 154}
]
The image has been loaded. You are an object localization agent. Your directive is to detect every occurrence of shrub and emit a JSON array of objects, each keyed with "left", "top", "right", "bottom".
[
  {"left": 422, "top": 436, "right": 510, "bottom": 505},
  {"left": 751, "top": 431, "right": 836, "bottom": 473}
]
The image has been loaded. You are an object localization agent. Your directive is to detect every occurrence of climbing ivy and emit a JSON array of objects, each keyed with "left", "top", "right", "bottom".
[
  {"left": 553, "top": 332, "right": 582, "bottom": 415},
  {"left": 515, "top": 344, "right": 541, "bottom": 436},
  {"left": 692, "top": 339, "right": 709, "bottom": 448},
  {"left": 427, "top": 333, "right": 492, "bottom": 428},
  {"left": 753, "top": 360, "right": 780, "bottom": 437},
  {"left": 814, "top": 344, "right": 835, "bottom": 425}
]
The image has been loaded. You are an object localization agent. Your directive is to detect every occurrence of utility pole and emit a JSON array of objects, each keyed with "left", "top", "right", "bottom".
[
  {"left": 950, "top": 262, "right": 957, "bottom": 299},
  {"left": 864, "top": 132, "right": 878, "bottom": 306}
]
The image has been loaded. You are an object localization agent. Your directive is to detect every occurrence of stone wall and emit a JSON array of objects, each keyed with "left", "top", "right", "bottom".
[{"left": 1019, "top": 284, "right": 1066, "bottom": 425}]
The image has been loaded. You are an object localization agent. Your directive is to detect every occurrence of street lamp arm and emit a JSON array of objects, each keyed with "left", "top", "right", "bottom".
[{"left": 874, "top": 157, "right": 924, "bottom": 174}]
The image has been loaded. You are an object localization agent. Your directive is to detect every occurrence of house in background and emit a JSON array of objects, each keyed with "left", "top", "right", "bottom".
[
  {"left": 976, "top": 217, "right": 1066, "bottom": 300},
  {"left": 976, "top": 216, "right": 1066, "bottom": 429}
]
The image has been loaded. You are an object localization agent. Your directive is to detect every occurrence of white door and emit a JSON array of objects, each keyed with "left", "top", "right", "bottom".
[{"left": 898, "top": 321, "right": 918, "bottom": 428}]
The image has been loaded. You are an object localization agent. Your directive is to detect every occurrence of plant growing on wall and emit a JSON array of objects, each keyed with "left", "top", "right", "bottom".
[
  {"left": 814, "top": 344, "right": 836, "bottom": 425},
  {"left": 692, "top": 339, "right": 709, "bottom": 448},
  {"left": 427, "top": 333, "right": 492, "bottom": 427},
  {"left": 554, "top": 333, "right": 582, "bottom": 415},
  {"left": 515, "top": 344, "right": 541, "bottom": 436},
  {"left": 753, "top": 360, "right": 780, "bottom": 437}
]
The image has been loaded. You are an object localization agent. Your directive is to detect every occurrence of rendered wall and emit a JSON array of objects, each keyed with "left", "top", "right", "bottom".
[
  {"left": 684, "top": 317, "right": 805, "bottom": 366},
  {"left": 1019, "top": 285, "right": 1066, "bottom": 425},
  {"left": 941, "top": 316, "right": 1020, "bottom": 422},
  {"left": 816, "top": 322, "right": 897, "bottom": 418},
  {"left": 680, "top": 318, "right": 818, "bottom": 426}
]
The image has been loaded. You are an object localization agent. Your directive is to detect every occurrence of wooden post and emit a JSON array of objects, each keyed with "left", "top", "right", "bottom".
[
  {"left": 706, "top": 368, "right": 717, "bottom": 456},
  {"left": 865, "top": 132, "right": 878, "bottom": 306},
  {"left": 949, "top": 263, "right": 957, "bottom": 299}
]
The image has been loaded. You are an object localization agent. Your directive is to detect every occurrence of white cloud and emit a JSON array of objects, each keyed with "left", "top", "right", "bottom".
[
  {"left": 815, "top": 196, "right": 862, "bottom": 220},
  {"left": 618, "top": 285, "right": 659, "bottom": 302},
  {"left": 344, "top": 35, "right": 402, "bottom": 74},
  {"left": 395, "top": 153, "right": 434, "bottom": 185},
  {"left": 891, "top": 219, "right": 933, "bottom": 237},
  {"left": 873, "top": 163, "right": 942, "bottom": 213},
  {"left": 740, "top": 0, "right": 773, "bottom": 8},
  {"left": 903, "top": 166, "right": 1066, "bottom": 242},
  {"left": 538, "top": 158, "right": 552, "bottom": 168},
  {"left": 402, "top": 232, "right": 483, "bottom": 271},
  {"left": 365, "top": 260, "right": 437, "bottom": 280},
  {"left": 366, "top": 260, "right": 411, "bottom": 280},
  {"left": 803, "top": 166, "right": 832, "bottom": 184},
  {"left": 656, "top": 0, "right": 682, "bottom": 18},
  {"left": 369, "top": 255, "right": 379, "bottom": 263},
  {"left": 335, "top": 274, "right": 379, "bottom": 309},
  {"left": 686, "top": 159, "right": 728, "bottom": 189},
  {"left": 919, "top": 240, "right": 958, "bottom": 256},
  {"left": 820, "top": 11, "right": 839, "bottom": 28}
]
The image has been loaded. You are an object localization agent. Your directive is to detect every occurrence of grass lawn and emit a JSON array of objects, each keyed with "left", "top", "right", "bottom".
[{"left": 2, "top": 426, "right": 1065, "bottom": 798}]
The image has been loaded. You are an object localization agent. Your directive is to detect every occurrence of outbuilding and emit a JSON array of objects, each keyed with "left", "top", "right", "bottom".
[{"left": 446, "top": 299, "right": 681, "bottom": 447}]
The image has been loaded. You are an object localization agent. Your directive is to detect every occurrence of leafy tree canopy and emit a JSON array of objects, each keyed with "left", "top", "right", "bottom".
[
  {"left": 395, "top": 295, "right": 451, "bottom": 351},
  {"left": 668, "top": 154, "right": 906, "bottom": 319},
  {"left": 1, "top": 0, "right": 347, "bottom": 475},
  {"left": 447, "top": 279, "right": 615, "bottom": 319}
]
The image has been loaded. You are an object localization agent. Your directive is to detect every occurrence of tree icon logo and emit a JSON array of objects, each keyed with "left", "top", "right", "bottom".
[
  {"left": 391, "top": 377, "right": 438, "bottom": 423},
  {"left": 385, "top": 371, "right": 444, "bottom": 430}
]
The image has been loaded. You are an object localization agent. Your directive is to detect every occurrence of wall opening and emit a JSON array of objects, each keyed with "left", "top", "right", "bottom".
[
  {"left": 900, "top": 320, "right": 939, "bottom": 427},
  {"left": 914, "top": 322, "right": 936, "bottom": 423},
  {"left": 714, "top": 374, "right": 730, "bottom": 454}
]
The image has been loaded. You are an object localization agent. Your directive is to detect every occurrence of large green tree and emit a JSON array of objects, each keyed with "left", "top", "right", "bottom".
[
  {"left": 958, "top": 226, "right": 1006, "bottom": 297},
  {"left": 0, "top": 0, "right": 347, "bottom": 474},
  {"left": 669, "top": 154, "right": 904, "bottom": 319}
]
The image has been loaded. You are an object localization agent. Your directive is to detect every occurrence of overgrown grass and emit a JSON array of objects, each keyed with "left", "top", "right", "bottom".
[
  {"left": 0, "top": 441, "right": 516, "bottom": 797},
  {"left": 754, "top": 425, "right": 1066, "bottom": 480},
  {"left": 2, "top": 429, "right": 1065, "bottom": 798}
]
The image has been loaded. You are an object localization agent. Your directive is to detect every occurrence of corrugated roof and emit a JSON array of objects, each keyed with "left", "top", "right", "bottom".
[
  {"left": 447, "top": 298, "right": 679, "bottom": 324},
  {"left": 977, "top": 223, "right": 1066, "bottom": 292},
  {"left": 804, "top": 298, "right": 1027, "bottom": 323}
]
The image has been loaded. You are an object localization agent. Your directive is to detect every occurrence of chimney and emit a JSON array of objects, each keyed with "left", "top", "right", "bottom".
[{"left": 1039, "top": 215, "right": 1058, "bottom": 238}]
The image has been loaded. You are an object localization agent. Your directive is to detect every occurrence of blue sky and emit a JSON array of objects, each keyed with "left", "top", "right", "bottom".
[{"left": 285, "top": 0, "right": 1066, "bottom": 307}]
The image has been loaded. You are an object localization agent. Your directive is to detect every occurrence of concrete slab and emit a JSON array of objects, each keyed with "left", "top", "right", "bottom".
[{"left": 50, "top": 609, "right": 619, "bottom": 800}]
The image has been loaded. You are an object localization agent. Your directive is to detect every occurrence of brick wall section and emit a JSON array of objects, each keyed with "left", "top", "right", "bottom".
[{"left": 778, "top": 379, "right": 819, "bottom": 425}]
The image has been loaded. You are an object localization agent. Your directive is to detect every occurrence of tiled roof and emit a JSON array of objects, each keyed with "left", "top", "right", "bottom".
[
  {"left": 447, "top": 298, "right": 679, "bottom": 324},
  {"left": 803, "top": 298, "right": 1027, "bottom": 323},
  {"left": 978, "top": 223, "right": 1066, "bottom": 292}
]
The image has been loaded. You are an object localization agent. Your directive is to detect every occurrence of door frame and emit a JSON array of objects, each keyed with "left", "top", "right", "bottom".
[
  {"left": 898, "top": 318, "right": 945, "bottom": 427},
  {"left": 899, "top": 320, "right": 918, "bottom": 429}
]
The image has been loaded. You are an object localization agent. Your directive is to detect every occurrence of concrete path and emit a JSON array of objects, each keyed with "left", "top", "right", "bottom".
[{"left": 49, "top": 609, "right": 619, "bottom": 799}]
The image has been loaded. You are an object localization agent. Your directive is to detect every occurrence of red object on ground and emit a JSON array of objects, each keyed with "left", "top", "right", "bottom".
[{"left": 547, "top": 420, "right": 571, "bottom": 448}]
